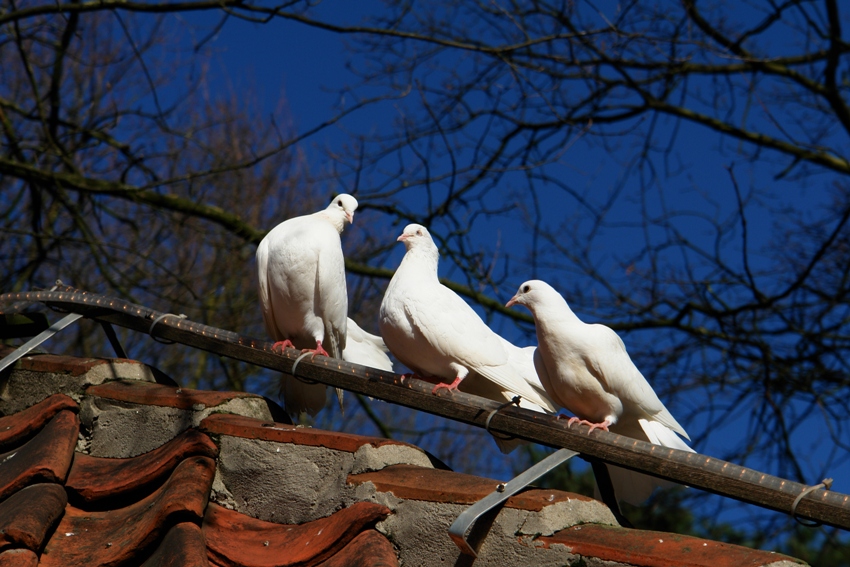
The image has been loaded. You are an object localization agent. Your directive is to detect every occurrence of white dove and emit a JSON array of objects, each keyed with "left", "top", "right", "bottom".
[
  {"left": 506, "top": 279, "right": 694, "bottom": 504},
  {"left": 256, "top": 194, "right": 359, "bottom": 418},
  {"left": 379, "top": 224, "right": 557, "bottom": 424}
]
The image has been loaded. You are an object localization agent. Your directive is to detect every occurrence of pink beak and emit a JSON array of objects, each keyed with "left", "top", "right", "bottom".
[
  {"left": 505, "top": 295, "right": 518, "bottom": 308},
  {"left": 397, "top": 233, "right": 408, "bottom": 242},
  {"left": 345, "top": 212, "right": 354, "bottom": 224}
]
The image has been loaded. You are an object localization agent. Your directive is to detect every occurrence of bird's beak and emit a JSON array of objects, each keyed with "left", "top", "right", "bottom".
[
  {"left": 505, "top": 295, "right": 518, "bottom": 308},
  {"left": 345, "top": 212, "right": 354, "bottom": 224},
  {"left": 397, "top": 233, "right": 408, "bottom": 242}
]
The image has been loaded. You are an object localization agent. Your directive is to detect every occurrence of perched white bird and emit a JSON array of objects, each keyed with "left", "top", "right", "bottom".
[
  {"left": 379, "top": 224, "right": 557, "bottom": 442},
  {"left": 506, "top": 279, "right": 694, "bottom": 504},
  {"left": 256, "top": 194, "right": 357, "bottom": 418}
]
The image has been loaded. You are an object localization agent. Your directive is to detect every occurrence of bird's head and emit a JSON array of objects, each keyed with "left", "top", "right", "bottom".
[
  {"left": 324, "top": 193, "right": 358, "bottom": 229},
  {"left": 396, "top": 223, "right": 432, "bottom": 249},
  {"left": 506, "top": 280, "right": 550, "bottom": 310}
]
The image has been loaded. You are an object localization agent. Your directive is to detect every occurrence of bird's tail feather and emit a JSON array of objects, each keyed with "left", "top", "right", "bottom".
[{"left": 598, "top": 419, "right": 694, "bottom": 505}]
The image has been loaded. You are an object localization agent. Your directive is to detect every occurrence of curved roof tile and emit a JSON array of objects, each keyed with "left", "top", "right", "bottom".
[
  {"left": 67, "top": 428, "right": 218, "bottom": 505},
  {"left": 0, "top": 410, "right": 78, "bottom": 500}
]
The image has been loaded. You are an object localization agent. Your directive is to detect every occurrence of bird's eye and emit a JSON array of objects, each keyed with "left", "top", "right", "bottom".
[{"left": 522, "top": 284, "right": 530, "bottom": 293}]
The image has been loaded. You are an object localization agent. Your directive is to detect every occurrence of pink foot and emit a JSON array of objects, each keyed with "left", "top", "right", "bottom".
[
  {"left": 567, "top": 417, "right": 611, "bottom": 433},
  {"left": 300, "top": 340, "right": 330, "bottom": 359},
  {"left": 431, "top": 376, "right": 463, "bottom": 394},
  {"left": 271, "top": 339, "right": 295, "bottom": 353}
]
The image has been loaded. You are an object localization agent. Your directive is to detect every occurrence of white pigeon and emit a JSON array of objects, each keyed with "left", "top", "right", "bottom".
[
  {"left": 506, "top": 279, "right": 695, "bottom": 504},
  {"left": 256, "top": 194, "right": 357, "bottom": 418},
  {"left": 379, "top": 224, "right": 558, "bottom": 436}
]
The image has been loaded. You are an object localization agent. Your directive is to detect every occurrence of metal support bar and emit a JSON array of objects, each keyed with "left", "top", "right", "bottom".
[
  {"left": 99, "top": 321, "right": 128, "bottom": 359},
  {"left": 0, "top": 312, "right": 84, "bottom": 373},
  {"left": 448, "top": 447, "right": 579, "bottom": 557}
]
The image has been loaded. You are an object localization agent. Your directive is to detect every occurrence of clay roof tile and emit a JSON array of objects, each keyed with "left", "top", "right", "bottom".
[
  {"left": 66, "top": 428, "right": 219, "bottom": 505},
  {"left": 39, "top": 456, "right": 215, "bottom": 567},
  {"left": 140, "top": 522, "right": 210, "bottom": 567},
  {"left": 0, "top": 483, "right": 67, "bottom": 553},
  {"left": 0, "top": 410, "right": 78, "bottom": 500},
  {"left": 203, "top": 501, "right": 391, "bottom": 567},
  {"left": 0, "top": 393, "right": 78, "bottom": 449}
]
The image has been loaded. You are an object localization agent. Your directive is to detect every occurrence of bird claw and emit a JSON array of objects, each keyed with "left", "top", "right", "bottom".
[
  {"left": 431, "top": 376, "right": 463, "bottom": 395},
  {"left": 298, "top": 339, "right": 330, "bottom": 359},
  {"left": 566, "top": 417, "right": 611, "bottom": 433},
  {"left": 271, "top": 340, "right": 295, "bottom": 353}
]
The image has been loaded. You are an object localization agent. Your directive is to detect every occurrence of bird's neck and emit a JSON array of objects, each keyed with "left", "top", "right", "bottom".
[
  {"left": 531, "top": 295, "right": 583, "bottom": 331},
  {"left": 315, "top": 211, "right": 346, "bottom": 233},
  {"left": 399, "top": 245, "right": 440, "bottom": 280}
]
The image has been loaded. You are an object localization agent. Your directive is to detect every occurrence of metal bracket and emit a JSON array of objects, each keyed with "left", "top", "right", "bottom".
[
  {"left": 0, "top": 312, "right": 84, "bottom": 373},
  {"left": 99, "top": 321, "right": 128, "bottom": 359},
  {"left": 448, "top": 447, "right": 579, "bottom": 557}
]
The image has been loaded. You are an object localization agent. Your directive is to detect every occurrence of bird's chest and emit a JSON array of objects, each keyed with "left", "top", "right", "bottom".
[
  {"left": 541, "top": 347, "right": 621, "bottom": 422},
  {"left": 379, "top": 290, "right": 454, "bottom": 379}
]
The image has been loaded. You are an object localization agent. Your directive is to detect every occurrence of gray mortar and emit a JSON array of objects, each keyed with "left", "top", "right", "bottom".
[
  {"left": 213, "top": 434, "right": 439, "bottom": 524},
  {"left": 517, "top": 498, "right": 616, "bottom": 535},
  {"left": 80, "top": 399, "right": 197, "bottom": 457},
  {"left": 352, "top": 477, "right": 620, "bottom": 567},
  {"left": 78, "top": 394, "right": 273, "bottom": 458},
  {"left": 372, "top": 498, "right": 602, "bottom": 567},
  {"left": 214, "top": 436, "right": 360, "bottom": 524},
  {"left": 350, "top": 443, "right": 433, "bottom": 474},
  {"left": 0, "top": 359, "right": 155, "bottom": 414}
]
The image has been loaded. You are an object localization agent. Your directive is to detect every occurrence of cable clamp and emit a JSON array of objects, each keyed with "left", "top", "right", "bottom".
[
  {"left": 149, "top": 313, "right": 187, "bottom": 344},
  {"left": 484, "top": 396, "right": 522, "bottom": 440},
  {"left": 791, "top": 478, "right": 833, "bottom": 527},
  {"left": 291, "top": 350, "right": 320, "bottom": 384}
]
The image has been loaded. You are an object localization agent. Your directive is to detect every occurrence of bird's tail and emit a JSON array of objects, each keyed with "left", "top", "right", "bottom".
[
  {"left": 342, "top": 317, "right": 395, "bottom": 372},
  {"left": 599, "top": 419, "right": 694, "bottom": 505}
]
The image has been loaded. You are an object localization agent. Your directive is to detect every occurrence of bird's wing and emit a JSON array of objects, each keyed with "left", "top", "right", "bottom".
[
  {"left": 314, "top": 227, "right": 348, "bottom": 359},
  {"left": 343, "top": 318, "right": 395, "bottom": 372},
  {"left": 257, "top": 233, "right": 287, "bottom": 341},
  {"left": 255, "top": 237, "right": 279, "bottom": 341},
  {"left": 585, "top": 324, "right": 689, "bottom": 439},
  {"left": 487, "top": 341, "right": 558, "bottom": 412},
  {"left": 403, "top": 282, "right": 509, "bottom": 370}
]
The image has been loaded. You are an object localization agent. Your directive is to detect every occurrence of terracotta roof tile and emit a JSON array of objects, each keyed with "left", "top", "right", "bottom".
[
  {"left": 0, "top": 393, "right": 78, "bottom": 449},
  {"left": 203, "top": 501, "right": 391, "bottom": 567},
  {"left": 87, "top": 380, "right": 263, "bottom": 410},
  {"left": 39, "top": 455, "right": 215, "bottom": 567},
  {"left": 140, "top": 522, "right": 210, "bottom": 567},
  {"left": 0, "top": 410, "right": 78, "bottom": 500},
  {"left": 201, "top": 413, "right": 418, "bottom": 453},
  {"left": 0, "top": 347, "right": 126, "bottom": 377},
  {"left": 537, "top": 524, "right": 805, "bottom": 567},
  {"left": 66, "top": 428, "right": 219, "bottom": 505},
  {"left": 0, "top": 548, "right": 39, "bottom": 567},
  {"left": 0, "top": 483, "right": 67, "bottom": 553},
  {"left": 314, "top": 530, "right": 399, "bottom": 567},
  {"left": 349, "top": 463, "right": 593, "bottom": 511}
]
